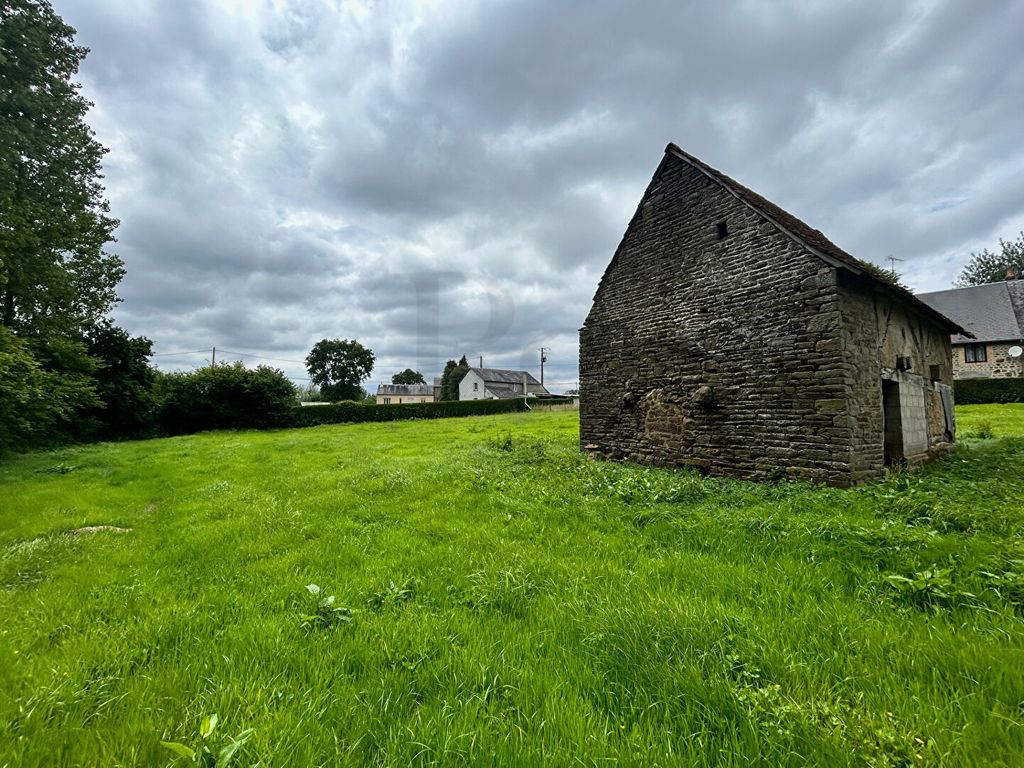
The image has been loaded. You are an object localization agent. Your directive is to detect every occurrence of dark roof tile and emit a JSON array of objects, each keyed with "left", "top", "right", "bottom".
[{"left": 917, "top": 281, "right": 1024, "bottom": 344}]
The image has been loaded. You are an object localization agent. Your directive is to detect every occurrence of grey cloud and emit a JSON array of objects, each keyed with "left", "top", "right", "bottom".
[{"left": 58, "top": 0, "right": 1024, "bottom": 391}]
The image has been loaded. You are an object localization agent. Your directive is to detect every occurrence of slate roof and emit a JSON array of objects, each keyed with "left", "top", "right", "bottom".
[
  {"left": 376, "top": 383, "right": 433, "bottom": 396},
  {"left": 470, "top": 367, "right": 542, "bottom": 386},
  {"left": 662, "top": 143, "right": 971, "bottom": 337},
  {"left": 485, "top": 385, "right": 525, "bottom": 399},
  {"left": 917, "top": 281, "right": 1024, "bottom": 344}
]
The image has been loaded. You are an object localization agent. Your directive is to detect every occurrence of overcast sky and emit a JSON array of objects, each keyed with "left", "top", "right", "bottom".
[{"left": 57, "top": 0, "right": 1024, "bottom": 391}]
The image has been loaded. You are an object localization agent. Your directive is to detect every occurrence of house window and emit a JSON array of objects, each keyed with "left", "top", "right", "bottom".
[
  {"left": 383, "top": 398, "right": 390, "bottom": 404},
  {"left": 473, "top": 382, "right": 478, "bottom": 391},
  {"left": 716, "top": 221, "right": 728, "bottom": 240},
  {"left": 964, "top": 344, "right": 987, "bottom": 363}
]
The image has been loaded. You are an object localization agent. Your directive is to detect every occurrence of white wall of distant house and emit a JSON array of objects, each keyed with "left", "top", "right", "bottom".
[{"left": 459, "top": 370, "right": 490, "bottom": 400}]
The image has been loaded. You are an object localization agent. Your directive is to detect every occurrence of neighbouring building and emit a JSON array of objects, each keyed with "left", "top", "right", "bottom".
[
  {"left": 459, "top": 367, "right": 549, "bottom": 400},
  {"left": 375, "top": 383, "right": 435, "bottom": 405},
  {"left": 917, "top": 281, "right": 1024, "bottom": 379},
  {"left": 579, "top": 143, "right": 969, "bottom": 486}
]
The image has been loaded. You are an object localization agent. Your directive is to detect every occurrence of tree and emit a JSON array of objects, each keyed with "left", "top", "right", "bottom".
[
  {"left": 0, "top": 326, "right": 54, "bottom": 452},
  {"left": 392, "top": 368, "right": 426, "bottom": 385},
  {"left": 438, "top": 360, "right": 457, "bottom": 400},
  {"left": 0, "top": 326, "right": 97, "bottom": 451},
  {"left": 955, "top": 232, "right": 1024, "bottom": 287},
  {"left": 439, "top": 355, "right": 470, "bottom": 401},
  {"left": 83, "top": 321, "right": 157, "bottom": 439},
  {"left": 0, "top": 0, "right": 123, "bottom": 338},
  {"left": 305, "top": 338, "right": 374, "bottom": 402}
]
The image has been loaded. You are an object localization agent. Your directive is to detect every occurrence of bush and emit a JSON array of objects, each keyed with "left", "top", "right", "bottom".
[
  {"left": 156, "top": 363, "right": 297, "bottom": 435},
  {"left": 290, "top": 397, "right": 527, "bottom": 428},
  {"left": 954, "top": 378, "right": 1024, "bottom": 405}
]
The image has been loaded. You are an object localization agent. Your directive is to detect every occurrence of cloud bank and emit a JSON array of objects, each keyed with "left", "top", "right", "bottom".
[{"left": 59, "top": 0, "right": 1024, "bottom": 389}]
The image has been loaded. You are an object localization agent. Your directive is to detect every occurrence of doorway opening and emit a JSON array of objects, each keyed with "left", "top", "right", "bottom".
[{"left": 882, "top": 380, "right": 904, "bottom": 467}]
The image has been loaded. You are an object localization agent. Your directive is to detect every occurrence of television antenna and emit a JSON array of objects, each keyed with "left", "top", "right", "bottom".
[{"left": 887, "top": 255, "right": 904, "bottom": 272}]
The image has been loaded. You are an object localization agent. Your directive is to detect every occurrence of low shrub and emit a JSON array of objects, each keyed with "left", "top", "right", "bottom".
[
  {"left": 289, "top": 397, "right": 526, "bottom": 427},
  {"left": 954, "top": 378, "right": 1024, "bottom": 404}
]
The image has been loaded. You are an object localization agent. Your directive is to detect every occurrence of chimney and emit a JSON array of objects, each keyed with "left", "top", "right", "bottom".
[{"left": 1006, "top": 265, "right": 1020, "bottom": 281}]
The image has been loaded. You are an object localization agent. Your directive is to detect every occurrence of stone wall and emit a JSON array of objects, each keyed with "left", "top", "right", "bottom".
[
  {"left": 580, "top": 152, "right": 855, "bottom": 484},
  {"left": 580, "top": 150, "right": 956, "bottom": 485},
  {"left": 952, "top": 342, "right": 1024, "bottom": 379}
]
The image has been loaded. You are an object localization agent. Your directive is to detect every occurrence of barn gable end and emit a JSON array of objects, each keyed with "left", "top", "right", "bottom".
[{"left": 579, "top": 145, "right": 959, "bottom": 485}]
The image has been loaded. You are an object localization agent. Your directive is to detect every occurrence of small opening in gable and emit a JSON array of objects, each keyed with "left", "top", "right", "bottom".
[{"left": 716, "top": 221, "right": 728, "bottom": 240}]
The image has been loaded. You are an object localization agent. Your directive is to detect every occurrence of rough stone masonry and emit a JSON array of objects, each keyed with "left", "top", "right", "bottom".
[{"left": 579, "top": 144, "right": 968, "bottom": 486}]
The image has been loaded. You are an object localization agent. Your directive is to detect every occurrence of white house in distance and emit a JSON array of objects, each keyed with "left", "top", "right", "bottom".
[
  {"left": 459, "top": 367, "right": 549, "bottom": 400},
  {"left": 375, "top": 383, "right": 435, "bottom": 404}
]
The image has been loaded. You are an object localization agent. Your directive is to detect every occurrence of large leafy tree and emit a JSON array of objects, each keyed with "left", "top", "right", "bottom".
[
  {"left": 305, "top": 338, "right": 375, "bottom": 402},
  {"left": 955, "top": 232, "right": 1024, "bottom": 287},
  {"left": 391, "top": 368, "right": 426, "bottom": 385},
  {"left": 0, "top": 0, "right": 123, "bottom": 338}
]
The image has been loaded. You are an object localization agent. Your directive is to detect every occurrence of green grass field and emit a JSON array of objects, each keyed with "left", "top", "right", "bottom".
[{"left": 3, "top": 406, "right": 1024, "bottom": 767}]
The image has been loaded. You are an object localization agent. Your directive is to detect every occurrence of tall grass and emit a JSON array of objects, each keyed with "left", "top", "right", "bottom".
[{"left": 2, "top": 406, "right": 1023, "bottom": 766}]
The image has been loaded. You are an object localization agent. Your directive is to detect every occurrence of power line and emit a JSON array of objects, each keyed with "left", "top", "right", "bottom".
[
  {"left": 152, "top": 349, "right": 209, "bottom": 357},
  {"left": 217, "top": 349, "right": 306, "bottom": 365}
]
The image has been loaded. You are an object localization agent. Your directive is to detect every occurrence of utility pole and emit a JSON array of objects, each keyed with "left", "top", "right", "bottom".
[
  {"left": 212, "top": 346, "right": 216, "bottom": 366},
  {"left": 538, "top": 347, "right": 548, "bottom": 386},
  {"left": 479, "top": 355, "right": 483, "bottom": 368}
]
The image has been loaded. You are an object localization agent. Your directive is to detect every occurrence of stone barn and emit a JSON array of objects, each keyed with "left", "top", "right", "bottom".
[{"left": 579, "top": 143, "right": 969, "bottom": 486}]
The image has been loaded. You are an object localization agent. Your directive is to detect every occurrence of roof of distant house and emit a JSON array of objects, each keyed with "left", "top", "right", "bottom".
[
  {"left": 485, "top": 385, "right": 526, "bottom": 399},
  {"left": 660, "top": 143, "right": 971, "bottom": 337},
  {"left": 376, "top": 383, "right": 434, "bottom": 396},
  {"left": 468, "top": 367, "right": 543, "bottom": 386},
  {"left": 917, "top": 281, "right": 1024, "bottom": 344}
]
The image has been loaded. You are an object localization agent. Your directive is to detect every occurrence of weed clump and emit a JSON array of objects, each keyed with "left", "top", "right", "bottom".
[
  {"left": 159, "top": 713, "right": 253, "bottom": 766},
  {"left": 300, "top": 584, "right": 354, "bottom": 630}
]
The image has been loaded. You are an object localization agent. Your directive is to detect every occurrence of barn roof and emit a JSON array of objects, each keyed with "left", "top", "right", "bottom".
[
  {"left": 917, "top": 281, "right": 1024, "bottom": 344},
  {"left": 662, "top": 143, "right": 971, "bottom": 337}
]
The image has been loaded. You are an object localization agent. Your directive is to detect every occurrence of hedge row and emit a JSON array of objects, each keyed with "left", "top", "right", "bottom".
[
  {"left": 289, "top": 397, "right": 528, "bottom": 427},
  {"left": 528, "top": 397, "right": 577, "bottom": 407},
  {"left": 954, "top": 378, "right": 1024, "bottom": 405}
]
